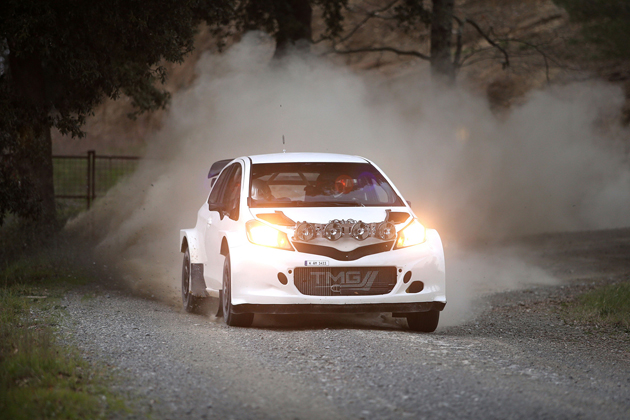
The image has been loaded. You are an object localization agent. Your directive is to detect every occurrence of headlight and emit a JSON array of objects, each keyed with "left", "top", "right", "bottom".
[
  {"left": 246, "top": 220, "right": 293, "bottom": 251},
  {"left": 394, "top": 219, "right": 427, "bottom": 249}
]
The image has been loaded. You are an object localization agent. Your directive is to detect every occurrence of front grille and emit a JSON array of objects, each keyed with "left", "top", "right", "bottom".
[{"left": 294, "top": 267, "right": 397, "bottom": 296}]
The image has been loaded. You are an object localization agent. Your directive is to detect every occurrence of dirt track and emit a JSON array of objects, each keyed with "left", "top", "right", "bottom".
[{"left": 61, "top": 228, "right": 630, "bottom": 419}]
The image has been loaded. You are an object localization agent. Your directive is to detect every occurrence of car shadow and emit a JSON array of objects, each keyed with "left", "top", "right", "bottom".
[{"left": 250, "top": 313, "right": 409, "bottom": 332}]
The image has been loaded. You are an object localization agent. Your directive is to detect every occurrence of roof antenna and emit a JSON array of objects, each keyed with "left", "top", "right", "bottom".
[{"left": 282, "top": 135, "right": 286, "bottom": 153}]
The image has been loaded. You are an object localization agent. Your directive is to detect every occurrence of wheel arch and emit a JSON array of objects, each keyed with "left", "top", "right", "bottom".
[
  {"left": 180, "top": 228, "right": 205, "bottom": 264},
  {"left": 220, "top": 236, "right": 229, "bottom": 256}
]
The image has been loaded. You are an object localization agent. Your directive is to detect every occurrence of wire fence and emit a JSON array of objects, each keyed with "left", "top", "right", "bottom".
[{"left": 53, "top": 150, "right": 140, "bottom": 211}]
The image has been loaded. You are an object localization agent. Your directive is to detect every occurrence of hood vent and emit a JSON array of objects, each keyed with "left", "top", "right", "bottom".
[
  {"left": 256, "top": 211, "right": 296, "bottom": 226},
  {"left": 388, "top": 211, "right": 410, "bottom": 224}
]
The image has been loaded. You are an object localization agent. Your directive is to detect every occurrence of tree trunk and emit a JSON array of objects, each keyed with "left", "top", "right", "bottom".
[
  {"left": 30, "top": 125, "right": 56, "bottom": 225},
  {"left": 7, "top": 48, "right": 57, "bottom": 225},
  {"left": 273, "top": 0, "right": 313, "bottom": 59},
  {"left": 430, "top": 0, "right": 456, "bottom": 84}
]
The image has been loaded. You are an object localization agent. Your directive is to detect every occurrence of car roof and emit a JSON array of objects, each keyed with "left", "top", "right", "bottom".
[{"left": 246, "top": 152, "right": 368, "bottom": 164}]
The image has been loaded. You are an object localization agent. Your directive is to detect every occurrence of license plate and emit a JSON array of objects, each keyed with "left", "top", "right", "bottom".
[{"left": 305, "top": 260, "right": 329, "bottom": 267}]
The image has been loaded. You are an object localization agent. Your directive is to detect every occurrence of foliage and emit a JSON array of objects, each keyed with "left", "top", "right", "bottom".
[
  {"left": 326, "top": 0, "right": 503, "bottom": 83},
  {"left": 0, "top": 0, "right": 232, "bottom": 225},
  {"left": 0, "top": 74, "right": 43, "bottom": 223},
  {"left": 394, "top": 0, "right": 432, "bottom": 31},
  {"left": 0, "top": 213, "right": 99, "bottom": 278},
  {"left": 1, "top": 0, "right": 231, "bottom": 137},
  {"left": 1, "top": 253, "right": 94, "bottom": 291},
  {"left": 554, "top": 0, "right": 630, "bottom": 58},
  {"left": 232, "top": 0, "right": 347, "bottom": 53},
  {"left": 0, "top": 262, "right": 127, "bottom": 419},
  {"left": 318, "top": 0, "right": 349, "bottom": 39},
  {"left": 563, "top": 282, "right": 630, "bottom": 333}
]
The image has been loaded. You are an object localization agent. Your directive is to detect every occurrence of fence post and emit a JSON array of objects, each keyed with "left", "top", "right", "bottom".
[{"left": 87, "top": 150, "right": 95, "bottom": 209}]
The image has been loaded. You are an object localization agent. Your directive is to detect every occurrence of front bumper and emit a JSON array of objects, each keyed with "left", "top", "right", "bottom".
[{"left": 227, "top": 229, "right": 446, "bottom": 313}]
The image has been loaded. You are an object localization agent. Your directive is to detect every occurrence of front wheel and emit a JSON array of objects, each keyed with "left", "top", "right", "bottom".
[
  {"left": 222, "top": 253, "right": 254, "bottom": 327},
  {"left": 406, "top": 310, "right": 440, "bottom": 332}
]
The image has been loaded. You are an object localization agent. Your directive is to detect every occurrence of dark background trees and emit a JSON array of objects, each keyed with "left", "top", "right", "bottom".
[
  {"left": 0, "top": 0, "right": 352, "bottom": 226},
  {"left": 324, "top": 0, "right": 562, "bottom": 85},
  {"left": 554, "top": 0, "right": 630, "bottom": 59},
  {"left": 1, "top": 0, "right": 624, "bottom": 226},
  {"left": 231, "top": 0, "right": 347, "bottom": 57},
  {"left": 232, "top": 0, "right": 518, "bottom": 83},
  {"left": 0, "top": 0, "right": 231, "bottom": 225}
]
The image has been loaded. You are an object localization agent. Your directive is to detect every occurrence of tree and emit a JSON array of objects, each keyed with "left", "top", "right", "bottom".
[
  {"left": 323, "top": 0, "right": 548, "bottom": 85},
  {"left": 0, "top": 0, "right": 231, "bottom": 226},
  {"left": 231, "top": 0, "right": 461, "bottom": 80},
  {"left": 231, "top": 0, "right": 347, "bottom": 57},
  {"left": 554, "top": 0, "right": 630, "bottom": 59},
  {"left": 395, "top": 0, "right": 458, "bottom": 82}
]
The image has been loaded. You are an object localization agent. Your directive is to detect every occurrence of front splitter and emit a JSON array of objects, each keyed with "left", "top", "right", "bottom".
[{"left": 232, "top": 301, "right": 446, "bottom": 315}]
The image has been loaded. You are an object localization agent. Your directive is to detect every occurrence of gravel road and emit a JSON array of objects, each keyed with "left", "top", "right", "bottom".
[{"left": 61, "top": 229, "right": 630, "bottom": 419}]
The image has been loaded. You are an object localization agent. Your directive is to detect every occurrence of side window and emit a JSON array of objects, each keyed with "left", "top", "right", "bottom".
[
  {"left": 223, "top": 165, "right": 242, "bottom": 220},
  {"left": 208, "top": 165, "right": 234, "bottom": 207}
]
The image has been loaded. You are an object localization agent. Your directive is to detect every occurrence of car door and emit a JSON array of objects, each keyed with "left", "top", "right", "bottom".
[{"left": 204, "top": 163, "right": 243, "bottom": 289}]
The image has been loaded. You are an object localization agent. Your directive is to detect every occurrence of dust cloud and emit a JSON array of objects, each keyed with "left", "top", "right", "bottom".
[{"left": 67, "top": 32, "right": 630, "bottom": 326}]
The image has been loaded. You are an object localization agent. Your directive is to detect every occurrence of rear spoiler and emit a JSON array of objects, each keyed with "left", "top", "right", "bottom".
[{"left": 207, "top": 159, "right": 234, "bottom": 179}]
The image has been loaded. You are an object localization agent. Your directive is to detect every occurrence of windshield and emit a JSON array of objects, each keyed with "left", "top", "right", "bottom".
[{"left": 249, "top": 162, "right": 404, "bottom": 208}]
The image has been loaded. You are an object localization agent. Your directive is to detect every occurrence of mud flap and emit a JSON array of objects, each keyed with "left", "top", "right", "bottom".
[{"left": 190, "top": 264, "right": 208, "bottom": 297}]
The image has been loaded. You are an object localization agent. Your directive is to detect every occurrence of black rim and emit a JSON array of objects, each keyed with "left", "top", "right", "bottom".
[
  {"left": 222, "top": 255, "right": 230, "bottom": 318},
  {"left": 182, "top": 250, "right": 190, "bottom": 304}
]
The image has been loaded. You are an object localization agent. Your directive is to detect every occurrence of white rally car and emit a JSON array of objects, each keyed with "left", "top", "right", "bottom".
[{"left": 180, "top": 153, "right": 446, "bottom": 331}]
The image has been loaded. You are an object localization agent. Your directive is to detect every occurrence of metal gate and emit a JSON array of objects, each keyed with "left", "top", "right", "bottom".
[{"left": 53, "top": 150, "right": 140, "bottom": 209}]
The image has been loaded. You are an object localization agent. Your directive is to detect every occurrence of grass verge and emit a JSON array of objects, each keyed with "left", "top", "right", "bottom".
[
  {"left": 562, "top": 281, "right": 630, "bottom": 334},
  {"left": 0, "top": 249, "right": 129, "bottom": 419}
]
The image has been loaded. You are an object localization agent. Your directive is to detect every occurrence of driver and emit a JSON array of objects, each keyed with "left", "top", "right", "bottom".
[
  {"left": 251, "top": 179, "right": 274, "bottom": 201},
  {"left": 315, "top": 173, "right": 354, "bottom": 196}
]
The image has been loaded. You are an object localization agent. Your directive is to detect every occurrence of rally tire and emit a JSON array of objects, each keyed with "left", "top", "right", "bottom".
[
  {"left": 406, "top": 310, "right": 439, "bottom": 332},
  {"left": 222, "top": 253, "right": 254, "bottom": 327}
]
